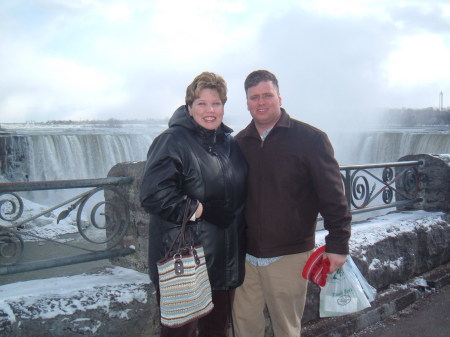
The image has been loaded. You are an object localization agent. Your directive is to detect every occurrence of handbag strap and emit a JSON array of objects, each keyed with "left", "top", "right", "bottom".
[{"left": 163, "top": 198, "right": 198, "bottom": 259}]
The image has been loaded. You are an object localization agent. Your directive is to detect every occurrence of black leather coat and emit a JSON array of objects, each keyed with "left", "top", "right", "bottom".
[{"left": 140, "top": 105, "right": 248, "bottom": 290}]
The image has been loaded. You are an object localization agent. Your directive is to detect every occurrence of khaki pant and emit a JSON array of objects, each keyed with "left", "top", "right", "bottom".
[{"left": 232, "top": 251, "right": 312, "bottom": 337}]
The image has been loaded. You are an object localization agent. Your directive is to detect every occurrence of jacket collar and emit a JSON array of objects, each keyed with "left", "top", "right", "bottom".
[
  {"left": 169, "top": 105, "right": 232, "bottom": 149},
  {"left": 169, "top": 105, "right": 233, "bottom": 135},
  {"left": 241, "top": 108, "right": 290, "bottom": 139}
]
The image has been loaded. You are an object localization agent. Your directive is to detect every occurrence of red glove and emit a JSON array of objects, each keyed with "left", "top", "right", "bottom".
[{"left": 302, "top": 245, "right": 331, "bottom": 287}]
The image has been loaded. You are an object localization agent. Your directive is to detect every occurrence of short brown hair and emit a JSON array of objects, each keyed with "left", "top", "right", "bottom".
[
  {"left": 244, "top": 70, "right": 279, "bottom": 95},
  {"left": 185, "top": 72, "right": 227, "bottom": 106}
]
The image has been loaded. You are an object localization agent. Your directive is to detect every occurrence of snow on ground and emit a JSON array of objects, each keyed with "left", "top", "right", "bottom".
[
  {"left": 315, "top": 210, "right": 445, "bottom": 250},
  {"left": 0, "top": 266, "right": 150, "bottom": 323},
  {"left": 369, "top": 256, "right": 404, "bottom": 271},
  {"left": 1, "top": 192, "right": 113, "bottom": 245},
  {"left": 1, "top": 196, "right": 80, "bottom": 240}
]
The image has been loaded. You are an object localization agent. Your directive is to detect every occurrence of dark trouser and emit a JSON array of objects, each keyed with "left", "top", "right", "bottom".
[{"left": 157, "top": 288, "right": 235, "bottom": 337}]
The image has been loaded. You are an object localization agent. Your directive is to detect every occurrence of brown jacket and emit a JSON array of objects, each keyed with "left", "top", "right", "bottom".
[{"left": 235, "top": 109, "right": 351, "bottom": 257}]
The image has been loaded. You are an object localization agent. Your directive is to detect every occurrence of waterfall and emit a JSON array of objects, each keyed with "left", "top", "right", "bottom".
[
  {"left": 2, "top": 124, "right": 449, "bottom": 182},
  {"left": 0, "top": 125, "right": 161, "bottom": 205},
  {"left": 331, "top": 129, "right": 450, "bottom": 165},
  {"left": 25, "top": 133, "right": 153, "bottom": 181},
  {"left": 1, "top": 123, "right": 449, "bottom": 208}
]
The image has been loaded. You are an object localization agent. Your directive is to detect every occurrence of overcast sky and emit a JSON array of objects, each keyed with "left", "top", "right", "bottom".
[{"left": 1, "top": 0, "right": 450, "bottom": 130}]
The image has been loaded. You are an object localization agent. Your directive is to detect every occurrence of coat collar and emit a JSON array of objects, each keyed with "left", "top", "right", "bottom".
[
  {"left": 240, "top": 108, "right": 290, "bottom": 139},
  {"left": 169, "top": 105, "right": 233, "bottom": 136}
]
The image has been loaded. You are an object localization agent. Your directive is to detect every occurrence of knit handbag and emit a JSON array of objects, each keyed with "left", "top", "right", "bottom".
[{"left": 157, "top": 199, "right": 214, "bottom": 327}]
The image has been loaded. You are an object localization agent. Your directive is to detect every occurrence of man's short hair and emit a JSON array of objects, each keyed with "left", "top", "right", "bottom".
[{"left": 244, "top": 70, "right": 279, "bottom": 94}]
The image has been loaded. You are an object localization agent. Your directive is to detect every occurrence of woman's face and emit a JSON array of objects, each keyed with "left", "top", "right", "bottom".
[{"left": 188, "top": 88, "right": 224, "bottom": 130}]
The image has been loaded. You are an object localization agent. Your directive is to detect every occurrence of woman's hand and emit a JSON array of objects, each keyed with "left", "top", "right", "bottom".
[
  {"left": 199, "top": 200, "right": 235, "bottom": 227},
  {"left": 195, "top": 203, "right": 203, "bottom": 219}
]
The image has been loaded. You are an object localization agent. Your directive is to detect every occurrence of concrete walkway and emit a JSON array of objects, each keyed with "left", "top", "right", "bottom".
[
  {"left": 301, "top": 261, "right": 450, "bottom": 337},
  {"left": 351, "top": 283, "right": 450, "bottom": 337}
]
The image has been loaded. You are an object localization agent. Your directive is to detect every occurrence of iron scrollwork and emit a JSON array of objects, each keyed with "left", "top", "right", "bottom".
[
  {"left": 0, "top": 192, "right": 24, "bottom": 222},
  {"left": 401, "top": 167, "right": 419, "bottom": 198},
  {"left": 343, "top": 162, "right": 420, "bottom": 213},
  {"left": 0, "top": 185, "right": 130, "bottom": 266},
  {"left": 350, "top": 169, "right": 375, "bottom": 209},
  {"left": 0, "top": 192, "right": 25, "bottom": 265},
  {"left": 382, "top": 167, "right": 394, "bottom": 204},
  {"left": 75, "top": 186, "right": 129, "bottom": 249},
  {"left": 0, "top": 231, "right": 24, "bottom": 266}
]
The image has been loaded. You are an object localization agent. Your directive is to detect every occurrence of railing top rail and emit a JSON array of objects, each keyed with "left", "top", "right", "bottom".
[
  {"left": 0, "top": 176, "right": 133, "bottom": 193},
  {"left": 340, "top": 160, "right": 423, "bottom": 170}
]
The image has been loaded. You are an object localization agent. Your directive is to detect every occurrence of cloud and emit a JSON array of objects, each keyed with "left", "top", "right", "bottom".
[
  {"left": 229, "top": 8, "right": 396, "bottom": 131},
  {"left": 384, "top": 34, "right": 450, "bottom": 86},
  {"left": 0, "top": 36, "right": 126, "bottom": 122},
  {"left": 389, "top": 2, "right": 450, "bottom": 34},
  {"left": 232, "top": 1, "right": 450, "bottom": 131},
  {"left": 1, "top": 0, "right": 450, "bottom": 124}
]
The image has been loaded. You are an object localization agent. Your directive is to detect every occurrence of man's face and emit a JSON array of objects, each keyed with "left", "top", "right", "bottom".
[{"left": 246, "top": 81, "right": 282, "bottom": 130}]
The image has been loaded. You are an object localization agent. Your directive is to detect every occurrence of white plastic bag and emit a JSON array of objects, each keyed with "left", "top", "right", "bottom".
[
  {"left": 346, "top": 256, "right": 377, "bottom": 302},
  {"left": 319, "top": 256, "right": 376, "bottom": 317}
]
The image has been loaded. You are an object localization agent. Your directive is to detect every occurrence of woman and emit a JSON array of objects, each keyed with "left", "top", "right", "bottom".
[{"left": 140, "top": 72, "right": 247, "bottom": 337}]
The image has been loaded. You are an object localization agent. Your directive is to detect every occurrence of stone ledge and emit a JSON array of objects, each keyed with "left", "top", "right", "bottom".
[
  {"left": 424, "top": 262, "right": 450, "bottom": 289},
  {"left": 0, "top": 267, "right": 159, "bottom": 337}
]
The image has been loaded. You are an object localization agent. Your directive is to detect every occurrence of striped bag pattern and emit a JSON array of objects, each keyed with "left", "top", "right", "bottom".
[{"left": 157, "top": 245, "right": 214, "bottom": 327}]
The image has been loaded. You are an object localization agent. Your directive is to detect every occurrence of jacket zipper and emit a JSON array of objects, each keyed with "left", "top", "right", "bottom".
[
  {"left": 208, "top": 130, "right": 218, "bottom": 155},
  {"left": 212, "top": 131, "right": 233, "bottom": 284}
]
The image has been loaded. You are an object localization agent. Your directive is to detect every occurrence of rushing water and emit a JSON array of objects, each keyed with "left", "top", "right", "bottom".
[
  {"left": 0, "top": 123, "right": 164, "bottom": 182},
  {"left": 331, "top": 126, "right": 450, "bottom": 165},
  {"left": 1, "top": 122, "right": 449, "bottom": 183}
]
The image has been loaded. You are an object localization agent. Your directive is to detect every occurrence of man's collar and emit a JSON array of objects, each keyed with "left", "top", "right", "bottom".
[{"left": 243, "top": 108, "right": 290, "bottom": 138}]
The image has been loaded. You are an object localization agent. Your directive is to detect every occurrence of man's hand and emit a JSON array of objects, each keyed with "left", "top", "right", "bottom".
[{"left": 323, "top": 253, "right": 347, "bottom": 273}]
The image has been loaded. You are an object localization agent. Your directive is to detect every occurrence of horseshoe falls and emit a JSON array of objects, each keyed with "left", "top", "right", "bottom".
[
  {"left": 330, "top": 127, "right": 450, "bottom": 165},
  {"left": 25, "top": 133, "right": 152, "bottom": 181},
  {"left": 0, "top": 124, "right": 161, "bottom": 183},
  {"left": 1, "top": 124, "right": 449, "bottom": 183}
]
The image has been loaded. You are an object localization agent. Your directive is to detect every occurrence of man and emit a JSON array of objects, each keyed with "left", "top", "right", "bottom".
[{"left": 232, "top": 70, "right": 351, "bottom": 337}]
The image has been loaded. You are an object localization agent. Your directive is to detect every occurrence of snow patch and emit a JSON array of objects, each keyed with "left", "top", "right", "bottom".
[
  {"left": 315, "top": 210, "right": 445, "bottom": 250},
  {"left": 0, "top": 196, "right": 80, "bottom": 241},
  {"left": 369, "top": 257, "right": 404, "bottom": 271},
  {"left": 0, "top": 300, "right": 16, "bottom": 323},
  {"left": 0, "top": 266, "right": 150, "bottom": 321},
  {"left": 71, "top": 318, "right": 102, "bottom": 334}
]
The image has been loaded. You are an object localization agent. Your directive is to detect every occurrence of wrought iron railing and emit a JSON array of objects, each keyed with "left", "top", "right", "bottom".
[
  {"left": 0, "top": 177, "right": 134, "bottom": 274},
  {"left": 0, "top": 160, "right": 423, "bottom": 274},
  {"left": 339, "top": 160, "right": 422, "bottom": 215}
]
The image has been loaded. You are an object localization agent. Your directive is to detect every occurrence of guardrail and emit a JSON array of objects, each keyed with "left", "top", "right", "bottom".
[
  {"left": 0, "top": 177, "right": 134, "bottom": 274},
  {"left": 0, "top": 159, "right": 423, "bottom": 274},
  {"left": 340, "top": 160, "right": 422, "bottom": 214}
]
